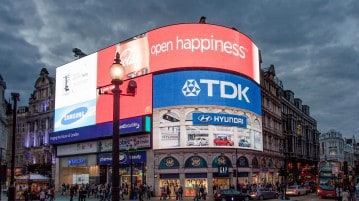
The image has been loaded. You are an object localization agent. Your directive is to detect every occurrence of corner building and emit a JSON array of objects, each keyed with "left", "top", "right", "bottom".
[{"left": 50, "top": 23, "right": 283, "bottom": 197}]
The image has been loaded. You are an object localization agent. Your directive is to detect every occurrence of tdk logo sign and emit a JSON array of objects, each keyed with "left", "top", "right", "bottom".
[
  {"left": 61, "top": 107, "right": 87, "bottom": 125},
  {"left": 153, "top": 70, "right": 262, "bottom": 115},
  {"left": 182, "top": 79, "right": 250, "bottom": 103},
  {"left": 193, "top": 113, "right": 247, "bottom": 127}
]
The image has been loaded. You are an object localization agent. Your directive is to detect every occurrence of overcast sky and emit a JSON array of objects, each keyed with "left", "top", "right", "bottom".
[{"left": 1, "top": 0, "right": 358, "bottom": 139}]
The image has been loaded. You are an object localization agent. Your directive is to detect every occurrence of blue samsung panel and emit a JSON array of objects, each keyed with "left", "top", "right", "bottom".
[{"left": 153, "top": 70, "right": 262, "bottom": 115}]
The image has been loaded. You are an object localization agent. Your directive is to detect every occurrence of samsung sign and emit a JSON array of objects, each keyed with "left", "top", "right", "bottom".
[
  {"left": 153, "top": 70, "right": 261, "bottom": 115},
  {"left": 68, "top": 158, "right": 87, "bottom": 166},
  {"left": 193, "top": 113, "right": 247, "bottom": 127}
]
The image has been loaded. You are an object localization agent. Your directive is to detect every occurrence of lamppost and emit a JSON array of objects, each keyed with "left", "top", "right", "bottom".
[
  {"left": 9, "top": 92, "right": 19, "bottom": 201},
  {"left": 99, "top": 52, "right": 136, "bottom": 201},
  {"left": 109, "top": 53, "right": 126, "bottom": 201}
]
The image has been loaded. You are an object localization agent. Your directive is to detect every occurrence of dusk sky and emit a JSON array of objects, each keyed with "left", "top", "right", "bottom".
[{"left": 1, "top": 0, "right": 358, "bottom": 138}]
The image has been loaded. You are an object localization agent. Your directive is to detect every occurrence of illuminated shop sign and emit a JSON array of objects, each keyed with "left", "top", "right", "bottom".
[
  {"left": 99, "top": 134, "right": 151, "bottom": 151},
  {"left": 98, "top": 151, "right": 146, "bottom": 165},
  {"left": 218, "top": 165, "right": 229, "bottom": 177},
  {"left": 153, "top": 70, "right": 261, "bottom": 115},
  {"left": 68, "top": 158, "right": 87, "bottom": 166},
  {"left": 49, "top": 116, "right": 151, "bottom": 144},
  {"left": 192, "top": 113, "right": 247, "bottom": 127}
]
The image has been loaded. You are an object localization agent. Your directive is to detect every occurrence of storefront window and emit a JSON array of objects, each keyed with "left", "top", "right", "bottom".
[{"left": 185, "top": 178, "right": 207, "bottom": 196}]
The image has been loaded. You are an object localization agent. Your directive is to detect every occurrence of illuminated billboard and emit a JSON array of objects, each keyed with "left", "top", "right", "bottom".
[
  {"left": 148, "top": 24, "right": 260, "bottom": 84},
  {"left": 52, "top": 23, "right": 260, "bottom": 145},
  {"left": 152, "top": 70, "right": 263, "bottom": 151},
  {"left": 54, "top": 53, "right": 98, "bottom": 132}
]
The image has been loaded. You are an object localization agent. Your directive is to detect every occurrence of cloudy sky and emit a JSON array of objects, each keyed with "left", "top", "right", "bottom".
[{"left": 1, "top": 0, "right": 358, "bottom": 138}]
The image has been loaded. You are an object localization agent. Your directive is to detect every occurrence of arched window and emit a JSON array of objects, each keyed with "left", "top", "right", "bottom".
[
  {"left": 159, "top": 156, "right": 180, "bottom": 169},
  {"left": 212, "top": 155, "right": 232, "bottom": 168},
  {"left": 237, "top": 156, "right": 249, "bottom": 168},
  {"left": 252, "top": 157, "right": 259, "bottom": 168},
  {"left": 184, "top": 155, "right": 207, "bottom": 168}
]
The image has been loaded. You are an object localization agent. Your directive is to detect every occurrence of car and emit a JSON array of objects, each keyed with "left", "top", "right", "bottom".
[
  {"left": 187, "top": 137, "right": 209, "bottom": 146},
  {"left": 214, "top": 135, "right": 234, "bottom": 146},
  {"left": 238, "top": 139, "right": 251, "bottom": 147},
  {"left": 214, "top": 189, "right": 251, "bottom": 201},
  {"left": 303, "top": 181, "right": 316, "bottom": 193},
  {"left": 285, "top": 185, "right": 307, "bottom": 196},
  {"left": 249, "top": 188, "right": 278, "bottom": 200}
]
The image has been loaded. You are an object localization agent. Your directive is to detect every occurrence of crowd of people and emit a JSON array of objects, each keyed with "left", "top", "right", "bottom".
[
  {"left": 335, "top": 182, "right": 358, "bottom": 201},
  {"left": 60, "top": 182, "right": 153, "bottom": 201}
]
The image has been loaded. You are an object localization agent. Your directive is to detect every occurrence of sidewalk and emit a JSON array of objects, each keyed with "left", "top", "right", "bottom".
[{"left": 1, "top": 192, "right": 196, "bottom": 201}]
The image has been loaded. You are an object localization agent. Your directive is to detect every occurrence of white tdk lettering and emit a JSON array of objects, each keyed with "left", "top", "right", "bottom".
[{"left": 200, "top": 79, "right": 250, "bottom": 103}]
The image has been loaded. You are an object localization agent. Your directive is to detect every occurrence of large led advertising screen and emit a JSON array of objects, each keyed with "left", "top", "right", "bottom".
[
  {"left": 148, "top": 24, "right": 260, "bottom": 84},
  {"left": 55, "top": 53, "right": 98, "bottom": 132},
  {"left": 53, "top": 23, "right": 260, "bottom": 144},
  {"left": 152, "top": 70, "right": 263, "bottom": 151}
]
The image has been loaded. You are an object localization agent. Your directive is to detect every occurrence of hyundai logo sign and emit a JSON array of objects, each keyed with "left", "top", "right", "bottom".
[
  {"left": 197, "top": 114, "right": 212, "bottom": 122},
  {"left": 193, "top": 113, "right": 247, "bottom": 127}
]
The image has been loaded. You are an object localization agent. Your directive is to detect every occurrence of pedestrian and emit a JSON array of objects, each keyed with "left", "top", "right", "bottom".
[
  {"left": 23, "top": 188, "right": 29, "bottom": 201},
  {"left": 49, "top": 186, "right": 55, "bottom": 201},
  {"left": 336, "top": 184, "right": 343, "bottom": 201},
  {"left": 70, "top": 186, "right": 75, "bottom": 201},
  {"left": 342, "top": 188, "right": 350, "bottom": 201},
  {"left": 39, "top": 189, "right": 46, "bottom": 201},
  {"left": 146, "top": 185, "right": 152, "bottom": 200},
  {"left": 178, "top": 185, "right": 183, "bottom": 200}
]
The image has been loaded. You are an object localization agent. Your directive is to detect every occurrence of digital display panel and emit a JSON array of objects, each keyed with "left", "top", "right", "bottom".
[
  {"left": 148, "top": 24, "right": 260, "bottom": 84},
  {"left": 152, "top": 70, "right": 263, "bottom": 151},
  {"left": 55, "top": 53, "right": 98, "bottom": 131},
  {"left": 153, "top": 70, "right": 261, "bottom": 115}
]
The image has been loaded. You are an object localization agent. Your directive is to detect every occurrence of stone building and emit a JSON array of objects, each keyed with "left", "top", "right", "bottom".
[{"left": 281, "top": 86, "right": 320, "bottom": 184}]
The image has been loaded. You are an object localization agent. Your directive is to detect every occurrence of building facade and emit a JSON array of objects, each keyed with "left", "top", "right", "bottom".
[
  {"left": 319, "top": 130, "right": 345, "bottom": 162},
  {"left": 5, "top": 68, "right": 55, "bottom": 184},
  {"left": 281, "top": 88, "right": 319, "bottom": 184},
  {"left": 47, "top": 22, "right": 307, "bottom": 198},
  {"left": 0, "top": 74, "right": 8, "bottom": 167}
]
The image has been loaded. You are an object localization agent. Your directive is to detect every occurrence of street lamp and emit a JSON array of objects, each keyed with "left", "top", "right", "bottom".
[
  {"left": 9, "top": 92, "right": 19, "bottom": 201},
  {"left": 109, "top": 53, "right": 125, "bottom": 201}
]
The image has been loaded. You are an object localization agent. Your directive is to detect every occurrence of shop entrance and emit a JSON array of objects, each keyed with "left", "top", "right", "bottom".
[
  {"left": 212, "top": 178, "right": 230, "bottom": 192},
  {"left": 159, "top": 179, "right": 180, "bottom": 197}
]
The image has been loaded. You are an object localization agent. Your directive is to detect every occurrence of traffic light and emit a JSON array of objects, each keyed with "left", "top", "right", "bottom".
[
  {"left": 343, "top": 161, "right": 348, "bottom": 175},
  {"left": 279, "top": 167, "right": 287, "bottom": 176},
  {"left": 0, "top": 164, "right": 6, "bottom": 182}
]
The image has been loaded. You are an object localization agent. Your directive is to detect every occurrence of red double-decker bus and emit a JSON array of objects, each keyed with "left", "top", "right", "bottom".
[{"left": 317, "top": 160, "right": 341, "bottom": 198}]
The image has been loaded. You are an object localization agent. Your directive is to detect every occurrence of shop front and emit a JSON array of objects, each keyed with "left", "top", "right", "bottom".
[
  {"left": 212, "top": 154, "right": 232, "bottom": 190},
  {"left": 59, "top": 154, "right": 99, "bottom": 185},
  {"left": 99, "top": 150, "right": 147, "bottom": 186}
]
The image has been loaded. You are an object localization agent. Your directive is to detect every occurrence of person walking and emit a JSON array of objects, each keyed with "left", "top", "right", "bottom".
[
  {"left": 342, "top": 188, "right": 350, "bottom": 201},
  {"left": 336, "top": 184, "right": 343, "bottom": 201},
  {"left": 39, "top": 189, "right": 46, "bottom": 201},
  {"left": 70, "top": 186, "right": 75, "bottom": 201},
  {"left": 178, "top": 185, "right": 183, "bottom": 200}
]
